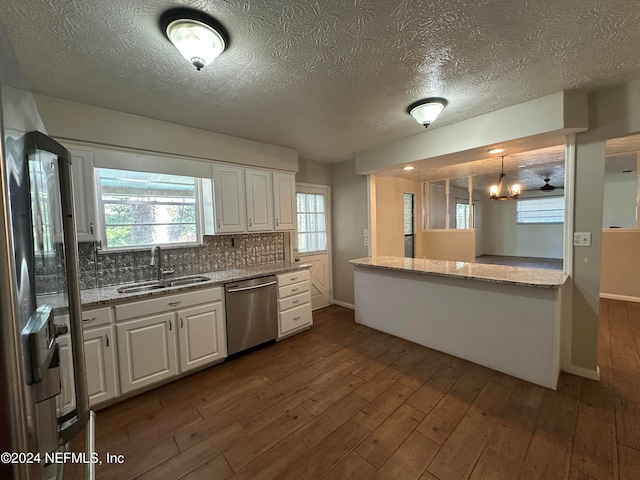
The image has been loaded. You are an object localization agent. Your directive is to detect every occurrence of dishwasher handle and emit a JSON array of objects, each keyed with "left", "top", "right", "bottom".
[{"left": 227, "top": 280, "right": 277, "bottom": 293}]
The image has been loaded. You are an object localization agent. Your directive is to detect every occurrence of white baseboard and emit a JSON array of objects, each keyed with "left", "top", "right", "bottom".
[
  {"left": 562, "top": 364, "right": 600, "bottom": 381},
  {"left": 331, "top": 299, "right": 355, "bottom": 310},
  {"left": 600, "top": 293, "right": 640, "bottom": 303}
]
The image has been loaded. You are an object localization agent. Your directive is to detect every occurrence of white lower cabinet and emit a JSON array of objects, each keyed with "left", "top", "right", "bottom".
[
  {"left": 114, "top": 287, "right": 226, "bottom": 396},
  {"left": 84, "top": 324, "right": 119, "bottom": 405},
  {"left": 177, "top": 302, "right": 226, "bottom": 373},
  {"left": 56, "top": 334, "right": 76, "bottom": 412},
  {"left": 116, "top": 312, "right": 178, "bottom": 395},
  {"left": 55, "top": 306, "right": 119, "bottom": 409},
  {"left": 277, "top": 270, "right": 313, "bottom": 337}
]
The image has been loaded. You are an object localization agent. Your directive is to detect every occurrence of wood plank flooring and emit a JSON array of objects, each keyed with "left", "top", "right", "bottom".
[
  {"left": 67, "top": 300, "right": 640, "bottom": 480},
  {"left": 474, "top": 255, "right": 563, "bottom": 270}
]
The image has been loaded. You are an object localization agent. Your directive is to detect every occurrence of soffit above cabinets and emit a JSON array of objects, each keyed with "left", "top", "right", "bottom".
[{"left": 3, "top": 0, "right": 640, "bottom": 163}]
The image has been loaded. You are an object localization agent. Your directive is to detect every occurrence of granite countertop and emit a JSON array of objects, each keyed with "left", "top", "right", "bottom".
[
  {"left": 349, "top": 256, "right": 567, "bottom": 288},
  {"left": 40, "top": 261, "right": 310, "bottom": 311}
]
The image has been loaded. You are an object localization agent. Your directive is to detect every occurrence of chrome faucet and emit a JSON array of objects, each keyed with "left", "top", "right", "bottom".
[{"left": 150, "top": 245, "right": 175, "bottom": 281}]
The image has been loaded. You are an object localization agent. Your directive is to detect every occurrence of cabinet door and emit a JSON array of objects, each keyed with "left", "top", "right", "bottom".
[
  {"left": 273, "top": 172, "right": 296, "bottom": 230},
  {"left": 56, "top": 334, "right": 76, "bottom": 412},
  {"left": 68, "top": 146, "right": 97, "bottom": 242},
  {"left": 245, "top": 169, "right": 274, "bottom": 231},
  {"left": 84, "top": 325, "right": 119, "bottom": 406},
  {"left": 116, "top": 312, "right": 177, "bottom": 394},
  {"left": 177, "top": 302, "right": 226, "bottom": 373},
  {"left": 212, "top": 164, "right": 246, "bottom": 233}
]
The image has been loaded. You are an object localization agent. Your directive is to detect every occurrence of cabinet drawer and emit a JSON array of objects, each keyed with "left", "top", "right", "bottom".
[
  {"left": 53, "top": 307, "right": 113, "bottom": 330},
  {"left": 279, "top": 303, "right": 313, "bottom": 335},
  {"left": 277, "top": 269, "right": 310, "bottom": 288},
  {"left": 82, "top": 307, "right": 112, "bottom": 328},
  {"left": 115, "top": 287, "right": 222, "bottom": 321},
  {"left": 278, "top": 291, "right": 311, "bottom": 312},
  {"left": 278, "top": 280, "right": 310, "bottom": 299}
]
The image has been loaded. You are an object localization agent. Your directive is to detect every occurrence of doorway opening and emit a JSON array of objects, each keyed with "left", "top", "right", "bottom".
[{"left": 404, "top": 193, "right": 416, "bottom": 258}]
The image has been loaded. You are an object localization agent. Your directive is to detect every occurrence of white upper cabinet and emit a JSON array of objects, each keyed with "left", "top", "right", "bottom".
[
  {"left": 212, "top": 164, "right": 246, "bottom": 233},
  {"left": 68, "top": 146, "right": 97, "bottom": 242},
  {"left": 273, "top": 172, "right": 296, "bottom": 231},
  {"left": 245, "top": 169, "right": 274, "bottom": 231}
]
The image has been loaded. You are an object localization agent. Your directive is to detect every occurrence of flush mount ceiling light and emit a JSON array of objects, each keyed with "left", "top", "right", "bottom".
[
  {"left": 489, "top": 156, "right": 521, "bottom": 200},
  {"left": 407, "top": 98, "right": 447, "bottom": 128},
  {"left": 403, "top": 165, "right": 415, "bottom": 171},
  {"left": 488, "top": 148, "right": 506, "bottom": 154},
  {"left": 160, "top": 8, "right": 229, "bottom": 71}
]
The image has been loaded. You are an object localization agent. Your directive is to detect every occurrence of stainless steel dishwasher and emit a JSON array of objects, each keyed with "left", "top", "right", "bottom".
[{"left": 225, "top": 275, "right": 278, "bottom": 355}]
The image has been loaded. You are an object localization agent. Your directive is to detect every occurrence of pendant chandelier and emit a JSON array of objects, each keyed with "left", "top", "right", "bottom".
[{"left": 489, "top": 156, "right": 521, "bottom": 200}]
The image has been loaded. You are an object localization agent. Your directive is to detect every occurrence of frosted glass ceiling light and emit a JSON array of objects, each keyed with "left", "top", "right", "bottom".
[
  {"left": 161, "top": 8, "right": 229, "bottom": 71},
  {"left": 407, "top": 98, "right": 447, "bottom": 128}
]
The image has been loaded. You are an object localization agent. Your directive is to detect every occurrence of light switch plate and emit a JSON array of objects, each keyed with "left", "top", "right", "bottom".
[{"left": 573, "top": 232, "right": 592, "bottom": 247}]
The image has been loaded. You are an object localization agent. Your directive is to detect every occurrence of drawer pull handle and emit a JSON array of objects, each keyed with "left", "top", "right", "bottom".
[
  {"left": 168, "top": 301, "right": 181, "bottom": 307},
  {"left": 180, "top": 317, "right": 184, "bottom": 328},
  {"left": 290, "top": 276, "right": 298, "bottom": 281},
  {"left": 292, "top": 300, "right": 300, "bottom": 304},
  {"left": 293, "top": 316, "right": 301, "bottom": 321},
  {"left": 83, "top": 317, "right": 97, "bottom": 323},
  {"left": 169, "top": 319, "right": 172, "bottom": 331},
  {"left": 291, "top": 288, "right": 299, "bottom": 292},
  {"left": 105, "top": 334, "right": 109, "bottom": 347}
]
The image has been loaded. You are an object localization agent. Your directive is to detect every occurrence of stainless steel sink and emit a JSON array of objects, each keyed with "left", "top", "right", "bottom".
[
  {"left": 117, "top": 275, "right": 211, "bottom": 294},
  {"left": 117, "top": 284, "right": 167, "bottom": 294},
  {"left": 166, "top": 276, "right": 211, "bottom": 287}
]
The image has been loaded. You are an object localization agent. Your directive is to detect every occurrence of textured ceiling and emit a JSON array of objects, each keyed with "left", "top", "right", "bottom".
[
  {"left": 2, "top": 0, "right": 640, "bottom": 163},
  {"left": 388, "top": 133, "right": 640, "bottom": 192}
]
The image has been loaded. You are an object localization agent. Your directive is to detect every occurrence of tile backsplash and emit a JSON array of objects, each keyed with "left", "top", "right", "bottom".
[{"left": 36, "top": 233, "right": 285, "bottom": 293}]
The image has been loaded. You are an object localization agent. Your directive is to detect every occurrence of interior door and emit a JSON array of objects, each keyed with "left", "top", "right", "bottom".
[{"left": 296, "top": 184, "right": 331, "bottom": 309}]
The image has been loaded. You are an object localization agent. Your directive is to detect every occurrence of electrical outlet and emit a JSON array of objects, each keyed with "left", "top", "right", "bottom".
[{"left": 573, "top": 232, "right": 592, "bottom": 247}]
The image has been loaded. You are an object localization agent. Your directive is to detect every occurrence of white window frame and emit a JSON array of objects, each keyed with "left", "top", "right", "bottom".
[
  {"left": 296, "top": 190, "right": 328, "bottom": 254},
  {"left": 95, "top": 167, "right": 204, "bottom": 251},
  {"left": 516, "top": 196, "right": 565, "bottom": 225}
]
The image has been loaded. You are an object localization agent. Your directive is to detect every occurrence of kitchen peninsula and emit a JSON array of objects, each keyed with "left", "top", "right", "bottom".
[{"left": 350, "top": 256, "right": 567, "bottom": 389}]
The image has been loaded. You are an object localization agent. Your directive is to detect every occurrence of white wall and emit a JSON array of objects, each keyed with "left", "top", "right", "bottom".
[
  {"left": 34, "top": 94, "right": 298, "bottom": 172},
  {"left": 602, "top": 173, "right": 638, "bottom": 228},
  {"left": 297, "top": 157, "right": 332, "bottom": 185},
  {"left": 331, "top": 159, "right": 369, "bottom": 306},
  {"left": 480, "top": 194, "right": 564, "bottom": 259}
]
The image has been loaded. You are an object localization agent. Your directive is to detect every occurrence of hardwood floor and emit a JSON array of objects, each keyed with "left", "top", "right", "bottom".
[{"left": 68, "top": 300, "right": 640, "bottom": 480}]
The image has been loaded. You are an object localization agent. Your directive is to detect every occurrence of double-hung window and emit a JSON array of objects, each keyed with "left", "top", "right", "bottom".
[
  {"left": 516, "top": 196, "right": 564, "bottom": 224},
  {"left": 96, "top": 168, "right": 199, "bottom": 249}
]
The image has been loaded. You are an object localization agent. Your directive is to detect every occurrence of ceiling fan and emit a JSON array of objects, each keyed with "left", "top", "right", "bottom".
[{"left": 538, "top": 178, "right": 564, "bottom": 192}]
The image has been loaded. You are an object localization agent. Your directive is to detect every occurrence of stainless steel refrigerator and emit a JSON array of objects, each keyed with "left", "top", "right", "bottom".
[{"left": 0, "top": 22, "right": 93, "bottom": 480}]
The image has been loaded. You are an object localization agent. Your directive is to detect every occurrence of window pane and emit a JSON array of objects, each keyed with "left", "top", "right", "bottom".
[
  {"left": 516, "top": 197, "right": 564, "bottom": 224},
  {"left": 296, "top": 192, "right": 327, "bottom": 253},
  {"left": 98, "top": 168, "right": 198, "bottom": 248}
]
